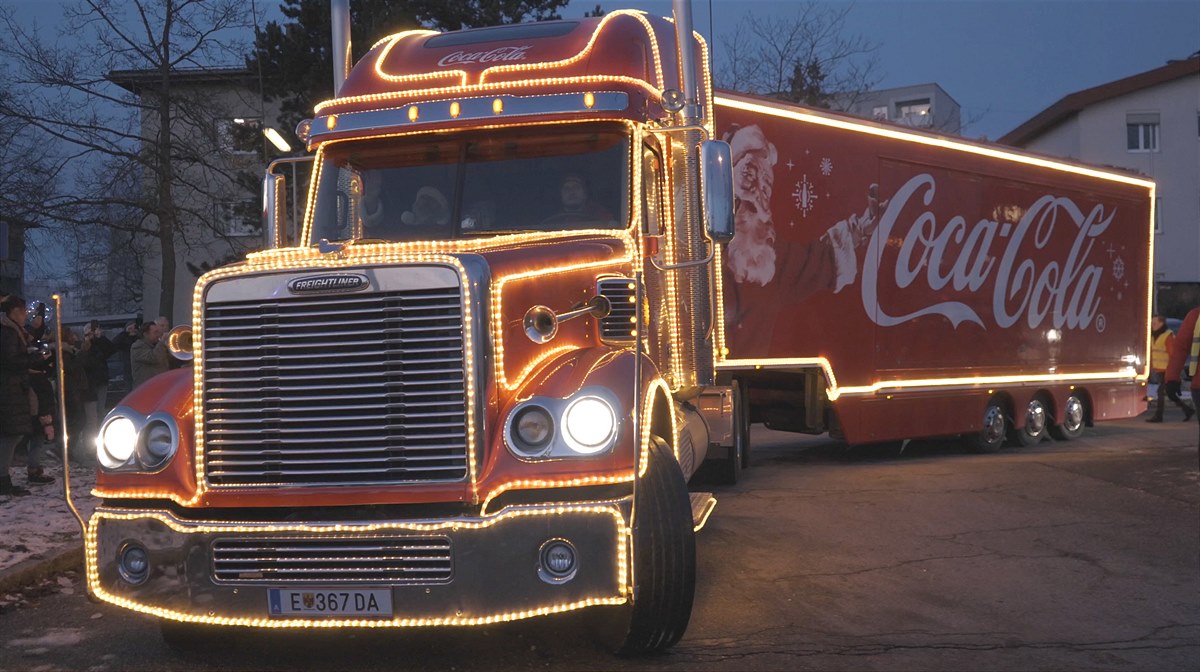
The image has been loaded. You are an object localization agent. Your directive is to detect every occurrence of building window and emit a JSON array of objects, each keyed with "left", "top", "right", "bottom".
[
  {"left": 1126, "top": 112, "right": 1159, "bottom": 152},
  {"left": 896, "top": 99, "right": 932, "bottom": 127},
  {"left": 217, "top": 200, "right": 260, "bottom": 237},
  {"left": 217, "top": 118, "right": 262, "bottom": 155},
  {"left": 1154, "top": 196, "right": 1163, "bottom": 234},
  {"left": 872, "top": 105, "right": 888, "bottom": 120}
]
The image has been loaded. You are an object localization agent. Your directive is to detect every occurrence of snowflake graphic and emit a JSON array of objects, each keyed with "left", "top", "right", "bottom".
[
  {"left": 1112, "top": 255, "right": 1125, "bottom": 282},
  {"left": 819, "top": 158, "right": 833, "bottom": 176},
  {"left": 793, "top": 175, "right": 818, "bottom": 217}
]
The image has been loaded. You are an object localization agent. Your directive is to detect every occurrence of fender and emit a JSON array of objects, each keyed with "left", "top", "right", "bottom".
[
  {"left": 92, "top": 368, "right": 198, "bottom": 503},
  {"left": 478, "top": 346, "right": 669, "bottom": 508}
]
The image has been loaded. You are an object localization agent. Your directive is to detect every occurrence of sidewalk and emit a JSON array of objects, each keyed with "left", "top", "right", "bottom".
[{"left": 0, "top": 457, "right": 98, "bottom": 599}]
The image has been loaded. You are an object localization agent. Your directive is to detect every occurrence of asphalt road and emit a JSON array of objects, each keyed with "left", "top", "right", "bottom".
[{"left": 3, "top": 412, "right": 1197, "bottom": 671}]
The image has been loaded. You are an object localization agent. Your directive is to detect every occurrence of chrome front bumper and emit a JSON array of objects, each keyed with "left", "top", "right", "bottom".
[{"left": 86, "top": 501, "right": 631, "bottom": 626}]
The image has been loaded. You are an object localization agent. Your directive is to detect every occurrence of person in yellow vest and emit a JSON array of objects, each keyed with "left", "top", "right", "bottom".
[
  {"left": 1162, "top": 307, "right": 1199, "bottom": 440},
  {"left": 1147, "top": 315, "right": 1192, "bottom": 422}
]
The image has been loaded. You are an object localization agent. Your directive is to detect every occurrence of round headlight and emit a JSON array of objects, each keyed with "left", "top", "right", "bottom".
[
  {"left": 99, "top": 416, "right": 138, "bottom": 467},
  {"left": 511, "top": 406, "right": 553, "bottom": 455},
  {"left": 142, "top": 420, "right": 176, "bottom": 465},
  {"left": 562, "top": 396, "right": 616, "bottom": 455}
]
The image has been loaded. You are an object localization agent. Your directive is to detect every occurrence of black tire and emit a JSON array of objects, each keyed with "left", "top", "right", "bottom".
[
  {"left": 1049, "top": 394, "right": 1085, "bottom": 440},
  {"left": 969, "top": 399, "right": 1007, "bottom": 453},
  {"left": 609, "top": 435, "right": 696, "bottom": 655},
  {"left": 1009, "top": 397, "right": 1049, "bottom": 447}
]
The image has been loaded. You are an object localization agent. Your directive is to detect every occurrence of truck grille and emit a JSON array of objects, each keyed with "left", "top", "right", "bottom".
[
  {"left": 597, "top": 277, "right": 637, "bottom": 343},
  {"left": 201, "top": 283, "right": 469, "bottom": 487},
  {"left": 211, "top": 536, "right": 453, "bottom": 584}
]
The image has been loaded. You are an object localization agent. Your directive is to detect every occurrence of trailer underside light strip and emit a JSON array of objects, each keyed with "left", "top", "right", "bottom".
[{"left": 717, "top": 357, "right": 1139, "bottom": 401}]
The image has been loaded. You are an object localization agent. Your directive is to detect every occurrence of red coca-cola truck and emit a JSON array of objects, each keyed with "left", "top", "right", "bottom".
[
  {"left": 81, "top": 0, "right": 1153, "bottom": 654},
  {"left": 715, "top": 93, "right": 1153, "bottom": 451}
]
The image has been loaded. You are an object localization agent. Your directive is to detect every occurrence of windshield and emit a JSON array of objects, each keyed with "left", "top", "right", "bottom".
[{"left": 309, "top": 125, "right": 630, "bottom": 243}]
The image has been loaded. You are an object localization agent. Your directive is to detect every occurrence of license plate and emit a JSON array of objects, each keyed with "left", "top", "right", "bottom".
[{"left": 267, "top": 589, "right": 393, "bottom": 618}]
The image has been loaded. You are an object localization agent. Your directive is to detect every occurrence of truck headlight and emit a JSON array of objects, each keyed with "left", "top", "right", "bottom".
[
  {"left": 99, "top": 416, "right": 138, "bottom": 468},
  {"left": 140, "top": 419, "right": 177, "bottom": 468},
  {"left": 510, "top": 406, "right": 554, "bottom": 456},
  {"left": 97, "top": 409, "right": 180, "bottom": 472},
  {"left": 505, "top": 388, "right": 621, "bottom": 460},
  {"left": 562, "top": 396, "right": 616, "bottom": 455}
]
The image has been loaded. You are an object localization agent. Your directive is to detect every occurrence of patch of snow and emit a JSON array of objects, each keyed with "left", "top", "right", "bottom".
[
  {"left": 0, "top": 459, "right": 97, "bottom": 572},
  {"left": 7, "top": 627, "right": 86, "bottom": 648}
]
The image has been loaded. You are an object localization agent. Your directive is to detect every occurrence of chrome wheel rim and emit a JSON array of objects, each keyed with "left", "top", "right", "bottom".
[
  {"left": 983, "top": 405, "right": 1005, "bottom": 444},
  {"left": 1063, "top": 397, "right": 1083, "bottom": 431},
  {"left": 1025, "top": 400, "right": 1046, "bottom": 437}
]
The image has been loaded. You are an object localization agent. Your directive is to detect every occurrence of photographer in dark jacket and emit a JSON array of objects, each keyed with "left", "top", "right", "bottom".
[
  {"left": 81, "top": 320, "right": 115, "bottom": 419},
  {"left": 1, "top": 295, "right": 54, "bottom": 497}
]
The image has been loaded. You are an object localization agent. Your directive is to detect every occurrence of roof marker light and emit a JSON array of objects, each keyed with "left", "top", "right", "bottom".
[
  {"left": 407, "top": 105, "right": 419, "bottom": 122},
  {"left": 450, "top": 101, "right": 461, "bottom": 118},
  {"left": 492, "top": 98, "right": 504, "bottom": 114},
  {"left": 584, "top": 92, "right": 595, "bottom": 109}
]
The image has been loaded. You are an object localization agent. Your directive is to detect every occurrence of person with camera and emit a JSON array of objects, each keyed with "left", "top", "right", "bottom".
[
  {"left": 1, "top": 295, "right": 55, "bottom": 497},
  {"left": 130, "top": 320, "right": 170, "bottom": 387}
]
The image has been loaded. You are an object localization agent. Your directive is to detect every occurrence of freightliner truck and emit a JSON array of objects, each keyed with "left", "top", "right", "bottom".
[{"left": 83, "top": 0, "right": 1153, "bottom": 654}]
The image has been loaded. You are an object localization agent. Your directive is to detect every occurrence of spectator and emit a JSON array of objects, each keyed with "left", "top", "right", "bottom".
[
  {"left": 130, "top": 321, "right": 170, "bottom": 387},
  {"left": 1146, "top": 314, "right": 1190, "bottom": 422},
  {"left": 22, "top": 307, "right": 57, "bottom": 486},
  {"left": 59, "top": 328, "right": 91, "bottom": 449},
  {"left": 1, "top": 295, "right": 53, "bottom": 496},
  {"left": 81, "top": 320, "right": 115, "bottom": 417},
  {"left": 111, "top": 321, "right": 138, "bottom": 390},
  {"left": 1163, "top": 306, "right": 1199, "bottom": 443},
  {"left": 155, "top": 315, "right": 170, "bottom": 333}
]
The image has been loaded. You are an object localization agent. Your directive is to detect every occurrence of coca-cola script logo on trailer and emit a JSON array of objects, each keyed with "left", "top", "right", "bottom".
[
  {"left": 861, "top": 173, "right": 1114, "bottom": 332},
  {"left": 437, "top": 46, "right": 532, "bottom": 67}
]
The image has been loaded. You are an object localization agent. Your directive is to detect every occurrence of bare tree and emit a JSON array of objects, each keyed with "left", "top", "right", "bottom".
[
  {"left": 0, "top": 0, "right": 260, "bottom": 322},
  {"left": 715, "top": 3, "right": 881, "bottom": 111}
]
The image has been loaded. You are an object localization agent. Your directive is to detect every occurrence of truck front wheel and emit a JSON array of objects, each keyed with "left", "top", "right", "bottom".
[{"left": 605, "top": 435, "right": 696, "bottom": 655}]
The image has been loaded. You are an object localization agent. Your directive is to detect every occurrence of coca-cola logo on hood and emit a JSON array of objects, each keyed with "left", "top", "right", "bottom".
[
  {"left": 437, "top": 45, "right": 532, "bottom": 67},
  {"left": 861, "top": 173, "right": 1114, "bottom": 332}
]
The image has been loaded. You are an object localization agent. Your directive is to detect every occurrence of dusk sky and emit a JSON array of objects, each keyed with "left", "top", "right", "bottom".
[{"left": 6, "top": 0, "right": 1198, "bottom": 140}]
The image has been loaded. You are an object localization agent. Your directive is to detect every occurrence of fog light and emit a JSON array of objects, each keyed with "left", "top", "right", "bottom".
[
  {"left": 538, "top": 539, "right": 577, "bottom": 583},
  {"left": 118, "top": 544, "right": 150, "bottom": 585}
]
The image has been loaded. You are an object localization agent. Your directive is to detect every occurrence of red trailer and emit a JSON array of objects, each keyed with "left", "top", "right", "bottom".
[{"left": 714, "top": 92, "right": 1154, "bottom": 450}]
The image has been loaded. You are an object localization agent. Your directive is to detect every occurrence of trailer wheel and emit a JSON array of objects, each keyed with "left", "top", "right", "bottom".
[
  {"left": 1049, "top": 394, "right": 1085, "bottom": 440},
  {"left": 605, "top": 435, "right": 696, "bottom": 655},
  {"left": 969, "top": 399, "right": 1007, "bottom": 453},
  {"left": 1010, "top": 397, "right": 1049, "bottom": 447}
]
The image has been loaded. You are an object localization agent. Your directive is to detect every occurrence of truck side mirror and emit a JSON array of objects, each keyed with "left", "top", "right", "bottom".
[
  {"left": 699, "top": 140, "right": 734, "bottom": 243},
  {"left": 262, "top": 173, "right": 288, "bottom": 249}
]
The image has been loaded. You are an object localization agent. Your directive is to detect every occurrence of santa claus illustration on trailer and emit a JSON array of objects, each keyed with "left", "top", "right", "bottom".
[{"left": 722, "top": 123, "right": 886, "bottom": 351}]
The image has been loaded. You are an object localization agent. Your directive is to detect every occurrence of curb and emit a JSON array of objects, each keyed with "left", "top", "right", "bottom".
[{"left": 0, "top": 543, "right": 85, "bottom": 595}]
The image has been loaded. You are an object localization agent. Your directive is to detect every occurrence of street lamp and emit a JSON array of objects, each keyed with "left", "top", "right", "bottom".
[{"left": 262, "top": 127, "right": 292, "bottom": 153}]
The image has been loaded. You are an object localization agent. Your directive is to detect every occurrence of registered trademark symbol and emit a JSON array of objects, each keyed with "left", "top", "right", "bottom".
[{"left": 1096, "top": 314, "right": 1107, "bottom": 333}]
